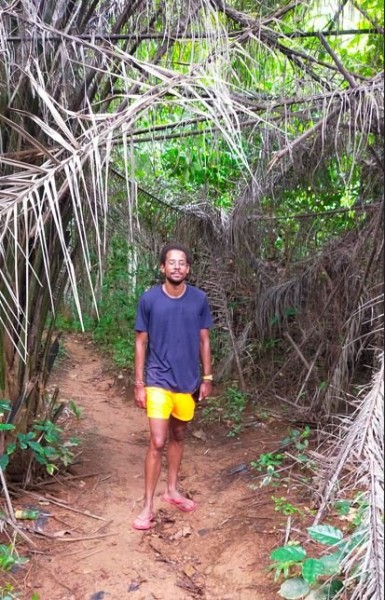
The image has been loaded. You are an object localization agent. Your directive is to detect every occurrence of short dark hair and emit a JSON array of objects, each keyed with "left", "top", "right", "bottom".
[{"left": 159, "top": 243, "right": 192, "bottom": 266}]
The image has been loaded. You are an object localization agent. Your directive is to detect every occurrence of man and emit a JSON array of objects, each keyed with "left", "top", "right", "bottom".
[{"left": 132, "top": 243, "right": 213, "bottom": 530}]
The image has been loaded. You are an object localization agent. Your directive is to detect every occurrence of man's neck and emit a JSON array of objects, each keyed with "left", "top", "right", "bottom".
[{"left": 162, "top": 281, "right": 187, "bottom": 298}]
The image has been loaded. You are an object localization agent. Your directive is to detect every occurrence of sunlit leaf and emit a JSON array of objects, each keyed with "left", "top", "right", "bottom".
[
  {"left": 307, "top": 525, "right": 344, "bottom": 546},
  {"left": 271, "top": 545, "right": 307, "bottom": 563}
]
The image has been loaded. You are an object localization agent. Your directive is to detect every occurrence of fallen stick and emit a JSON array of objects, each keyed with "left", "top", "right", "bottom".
[
  {"left": 284, "top": 516, "right": 292, "bottom": 544},
  {"left": 74, "top": 548, "right": 104, "bottom": 561},
  {"left": 90, "top": 519, "right": 114, "bottom": 535},
  {"left": 61, "top": 546, "right": 101, "bottom": 558},
  {"left": 284, "top": 332, "right": 312, "bottom": 371},
  {"left": 11, "top": 489, "right": 107, "bottom": 521},
  {"left": 29, "top": 530, "right": 117, "bottom": 542}
]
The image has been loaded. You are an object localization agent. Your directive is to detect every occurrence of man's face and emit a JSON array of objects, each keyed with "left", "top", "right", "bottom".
[{"left": 161, "top": 250, "right": 190, "bottom": 285}]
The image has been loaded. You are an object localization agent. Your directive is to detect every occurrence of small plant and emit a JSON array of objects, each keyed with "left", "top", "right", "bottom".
[
  {"left": 201, "top": 385, "right": 248, "bottom": 437},
  {"left": 0, "top": 583, "right": 40, "bottom": 599},
  {"left": 282, "top": 426, "right": 311, "bottom": 450},
  {"left": 222, "top": 385, "right": 248, "bottom": 436},
  {"left": 270, "top": 542, "right": 307, "bottom": 581},
  {"left": 0, "top": 583, "right": 18, "bottom": 600},
  {"left": 269, "top": 523, "right": 357, "bottom": 598},
  {"left": 69, "top": 399, "right": 83, "bottom": 419},
  {"left": 250, "top": 452, "right": 284, "bottom": 486},
  {"left": 0, "top": 406, "right": 80, "bottom": 475},
  {"left": 272, "top": 496, "right": 303, "bottom": 516},
  {"left": 0, "top": 545, "right": 28, "bottom": 572},
  {"left": 334, "top": 493, "right": 368, "bottom": 529},
  {"left": 201, "top": 396, "right": 222, "bottom": 424}
]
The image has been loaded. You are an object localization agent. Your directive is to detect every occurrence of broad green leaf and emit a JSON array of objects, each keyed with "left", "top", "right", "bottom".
[
  {"left": 0, "top": 400, "right": 11, "bottom": 412},
  {"left": 271, "top": 545, "right": 307, "bottom": 563},
  {"left": 302, "top": 558, "right": 327, "bottom": 585},
  {"left": 6, "top": 442, "right": 16, "bottom": 455},
  {"left": 27, "top": 441, "right": 45, "bottom": 454},
  {"left": 334, "top": 500, "right": 351, "bottom": 516},
  {"left": 318, "top": 553, "right": 342, "bottom": 576},
  {"left": 307, "top": 525, "right": 344, "bottom": 546},
  {"left": 0, "top": 424, "right": 15, "bottom": 431},
  {"left": 279, "top": 577, "right": 311, "bottom": 599},
  {"left": 46, "top": 463, "right": 57, "bottom": 475},
  {"left": 0, "top": 454, "right": 9, "bottom": 470}
]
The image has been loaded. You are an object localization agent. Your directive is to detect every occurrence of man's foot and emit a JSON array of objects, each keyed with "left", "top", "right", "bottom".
[
  {"left": 162, "top": 493, "right": 197, "bottom": 513},
  {"left": 132, "top": 511, "right": 154, "bottom": 530}
]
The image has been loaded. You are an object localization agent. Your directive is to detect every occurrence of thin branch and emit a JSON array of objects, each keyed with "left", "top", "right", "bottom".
[
  {"left": 318, "top": 33, "right": 357, "bottom": 88},
  {"left": 5, "top": 28, "right": 379, "bottom": 43}
]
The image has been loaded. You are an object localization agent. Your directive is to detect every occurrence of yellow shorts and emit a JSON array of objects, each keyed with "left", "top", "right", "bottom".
[{"left": 146, "top": 387, "right": 195, "bottom": 422}]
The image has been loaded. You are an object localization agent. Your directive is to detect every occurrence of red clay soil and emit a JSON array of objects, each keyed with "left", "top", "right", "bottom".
[{"left": 1, "top": 334, "right": 291, "bottom": 600}]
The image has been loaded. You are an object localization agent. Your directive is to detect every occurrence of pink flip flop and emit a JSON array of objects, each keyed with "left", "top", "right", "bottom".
[
  {"left": 132, "top": 513, "right": 154, "bottom": 530},
  {"left": 162, "top": 495, "right": 198, "bottom": 513}
]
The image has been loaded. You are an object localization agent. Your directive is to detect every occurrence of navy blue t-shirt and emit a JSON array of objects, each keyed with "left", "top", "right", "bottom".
[{"left": 135, "top": 284, "right": 213, "bottom": 393}]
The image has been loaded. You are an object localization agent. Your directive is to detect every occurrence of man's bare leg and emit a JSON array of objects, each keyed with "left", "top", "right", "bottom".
[
  {"left": 134, "top": 418, "right": 168, "bottom": 523},
  {"left": 164, "top": 416, "right": 196, "bottom": 510}
]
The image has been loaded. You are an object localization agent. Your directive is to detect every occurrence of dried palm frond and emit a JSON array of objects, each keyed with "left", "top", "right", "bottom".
[{"left": 313, "top": 352, "right": 384, "bottom": 600}]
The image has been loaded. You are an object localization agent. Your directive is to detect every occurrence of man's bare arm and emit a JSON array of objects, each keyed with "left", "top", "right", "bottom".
[
  {"left": 199, "top": 328, "right": 212, "bottom": 401},
  {"left": 134, "top": 331, "right": 148, "bottom": 409}
]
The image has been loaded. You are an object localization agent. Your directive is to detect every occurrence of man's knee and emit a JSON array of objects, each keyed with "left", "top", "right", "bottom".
[
  {"left": 150, "top": 434, "right": 167, "bottom": 452},
  {"left": 170, "top": 420, "right": 187, "bottom": 443}
]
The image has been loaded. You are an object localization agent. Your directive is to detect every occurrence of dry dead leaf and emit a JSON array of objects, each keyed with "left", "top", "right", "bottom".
[{"left": 192, "top": 429, "right": 207, "bottom": 441}]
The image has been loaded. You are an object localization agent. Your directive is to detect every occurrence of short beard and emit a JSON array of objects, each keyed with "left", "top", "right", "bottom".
[{"left": 165, "top": 274, "right": 187, "bottom": 286}]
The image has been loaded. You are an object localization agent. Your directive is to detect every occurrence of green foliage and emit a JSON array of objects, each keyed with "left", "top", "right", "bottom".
[
  {"left": 0, "top": 545, "right": 28, "bottom": 572},
  {"left": 0, "top": 400, "right": 11, "bottom": 413},
  {"left": 56, "top": 311, "right": 94, "bottom": 333},
  {"left": 333, "top": 494, "right": 369, "bottom": 528},
  {"left": 92, "top": 238, "right": 156, "bottom": 368},
  {"left": 250, "top": 452, "right": 284, "bottom": 485},
  {"left": 0, "top": 582, "right": 39, "bottom": 600},
  {"left": 271, "top": 544, "right": 308, "bottom": 580},
  {"left": 307, "top": 525, "right": 343, "bottom": 546},
  {"left": 68, "top": 400, "right": 83, "bottom": 420},
  {"left": 270, "top": 523, "right": 356, "bottom": 598},
  {"left": 201, "top": 385, "right": 248, "bottom": 436},
  {"left": 0, "top": 402, "right": 79, "bottom": 475},
  {"left": 134, "top": 123, "right": 256, "bottom": 211},
  {"left": 273, "top": 496, "right": 304, "bottom": 516},
  {"left": 250, "top": 425, "right": 314, "bottom": 487},
  {"left": 222, "top": 385, "right": 248, "bottom": 436},
  {"left": 59, "top": 236, "right": 157, "bottom": 369},
  {"left": 260, "top": 160, "right": 365, "bottom": 261},
  {"left": 282, "top": 426, "right": 311, "bottom": 452},
  {"left": 281, "top": 426, "right": 312, "bottom": 463}
]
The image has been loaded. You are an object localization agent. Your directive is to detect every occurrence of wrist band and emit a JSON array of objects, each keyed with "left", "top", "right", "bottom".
[
  {"left": 202, "top": 374, "right": 213, "bottom": 381},
  {"left": 134, "top": 381, "right": 145, "bottom": 386}
]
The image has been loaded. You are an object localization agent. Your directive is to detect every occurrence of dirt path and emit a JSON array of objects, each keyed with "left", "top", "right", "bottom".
[{"left": 9, "top": 334, "right": 288, "bottom": 600}]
